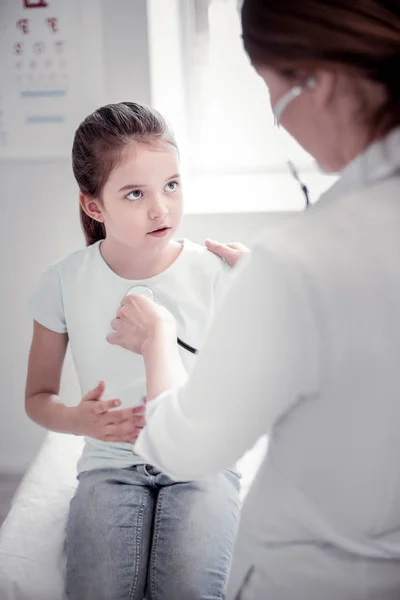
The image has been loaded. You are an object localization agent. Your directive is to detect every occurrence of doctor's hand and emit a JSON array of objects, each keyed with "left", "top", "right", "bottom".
[
  {"left": 205, "top": 239, "right": 250, "bottom": 267},
  {"left": 107, "top": 294, "right": 177, "bottom": 355}
]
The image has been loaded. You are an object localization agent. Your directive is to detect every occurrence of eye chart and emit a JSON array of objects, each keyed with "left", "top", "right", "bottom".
[{"left": 0, "top": 0, "right": 103, "bottom": 159}]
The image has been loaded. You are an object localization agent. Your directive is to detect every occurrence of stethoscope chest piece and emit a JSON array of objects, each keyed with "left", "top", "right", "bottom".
[
  {"left": 122, "top": 285, "right": 198, "bottom": 355},
  {"left": 125, "top": 286, "right": 155, "bottom": 301},
  {"left": 125, "top": 285, "right": 197, "bottom": 354}
]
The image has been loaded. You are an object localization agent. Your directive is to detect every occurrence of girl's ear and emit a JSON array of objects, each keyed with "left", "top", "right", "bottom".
[{"left": 79, "top": 191, "right": 105, "bottom": 223}]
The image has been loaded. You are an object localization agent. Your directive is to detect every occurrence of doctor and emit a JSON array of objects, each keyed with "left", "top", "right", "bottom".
[{"left": 108, "top": 0, "right": 400, "bottom": 598}]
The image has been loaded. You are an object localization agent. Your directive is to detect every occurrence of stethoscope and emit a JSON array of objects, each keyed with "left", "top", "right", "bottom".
[
  {"left": 124, "top": 286, "right": 198, "bottom": 355},
  {"left": 272, "top": 77, "right": 318, "bottom": 210}
]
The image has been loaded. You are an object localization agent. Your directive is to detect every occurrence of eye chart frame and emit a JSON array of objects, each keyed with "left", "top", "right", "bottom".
[{"left": 0, "top": 0, "right": 104, "bottom": 160}]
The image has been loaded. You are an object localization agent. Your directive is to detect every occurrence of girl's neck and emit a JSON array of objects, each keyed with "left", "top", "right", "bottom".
[{"left": 99, "top": 238, "right": 183, "bottom": 280}]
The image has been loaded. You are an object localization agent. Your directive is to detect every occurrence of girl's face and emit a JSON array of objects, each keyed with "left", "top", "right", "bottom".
[{"left": 95, "top": 142, "right": 183, "bottom": 251}]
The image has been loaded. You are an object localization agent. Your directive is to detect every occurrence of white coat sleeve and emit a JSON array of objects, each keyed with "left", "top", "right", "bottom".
[{"left": 134, "top": 244, "right": 320, "bottom": 480}]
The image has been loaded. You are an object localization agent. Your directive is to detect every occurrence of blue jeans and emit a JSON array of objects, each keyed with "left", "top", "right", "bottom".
[{"left": 65, "top": 465, "right": 241, "bottom": 600}]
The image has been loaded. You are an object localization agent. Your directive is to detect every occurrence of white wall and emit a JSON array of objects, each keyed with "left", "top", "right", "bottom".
[{"left": 0, "top": 0, "right": 291, "bottom": 473}]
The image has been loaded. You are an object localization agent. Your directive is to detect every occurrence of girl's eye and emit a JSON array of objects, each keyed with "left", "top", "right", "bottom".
[
  {"left": 165, "top": 181, "right": 178, "bottom": 192},
  {"left": 126, "top": 189, "right": 142, "bottom": 201}
]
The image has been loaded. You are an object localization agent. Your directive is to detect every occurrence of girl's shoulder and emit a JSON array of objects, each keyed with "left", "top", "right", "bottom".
[
  {"left": 177, "top": 238, "right": 232, "bottom": 302},
  {"left": 178, "top": 238, "right": 231, "bottom": 277},
  {"left": 32, "top": 242, "right": 101, "bottom": 299},
  {"left": 47, "top": 241, "right": 100, "bottom": 278}
]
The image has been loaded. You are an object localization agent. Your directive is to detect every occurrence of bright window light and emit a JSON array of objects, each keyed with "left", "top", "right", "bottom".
[{"left": 147, "top": 0, "right": 337, "bottom": 213}]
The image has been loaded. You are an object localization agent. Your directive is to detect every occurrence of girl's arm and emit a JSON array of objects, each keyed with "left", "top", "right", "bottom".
[
  {"left": 25, "top": 320, "right": 76, "bottom": 432},
  {"left": 26, "top": 321, "right": 145, "bottom": 442}
]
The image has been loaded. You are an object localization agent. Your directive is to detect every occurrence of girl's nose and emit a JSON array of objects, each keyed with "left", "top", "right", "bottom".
[{"left": 149, "top": 196, "right": 168, "bottom": 220}]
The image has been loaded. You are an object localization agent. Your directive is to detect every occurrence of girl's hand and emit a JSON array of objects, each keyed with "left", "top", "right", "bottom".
[
  {"left": 71, "top": 381, "right": 145, "bottom": 443},
  {"left": 107, "top": 294, "right": 176, "bottom": 354},
  {"left": 205, "top": 239, "right": 250, "bottom": 267}
]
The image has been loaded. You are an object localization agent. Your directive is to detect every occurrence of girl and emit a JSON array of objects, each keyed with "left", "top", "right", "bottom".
[{"left": 25, "top": 102, "right": 241, "bottom": 600}]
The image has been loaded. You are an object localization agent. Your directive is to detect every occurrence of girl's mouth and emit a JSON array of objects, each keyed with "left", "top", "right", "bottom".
[{"left": 148, "top": 226, "right": 171, "bottom": 237}]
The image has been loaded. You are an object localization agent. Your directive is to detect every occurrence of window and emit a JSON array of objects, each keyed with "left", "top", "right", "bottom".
[{"left": 147, "top": 0, "right": 337, "bottom": 213}]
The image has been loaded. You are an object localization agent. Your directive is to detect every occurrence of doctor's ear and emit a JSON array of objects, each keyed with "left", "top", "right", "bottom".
[
  {"left": 79, "top": 191, "right": 105, "bottom": 223},
  {"left": 305, "top": 77, "right": 317, "bottom": 90},
  {"left": 308, "top": 70, "right": 338, "bottom": 109}
]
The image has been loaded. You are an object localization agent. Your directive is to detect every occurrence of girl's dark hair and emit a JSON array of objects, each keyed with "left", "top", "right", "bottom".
[
  {"left": 72, "top": 102, "right": 178, "bottom": 246},
  {"left": 241, "top": 0, "right": 400, "bottom": 135}
]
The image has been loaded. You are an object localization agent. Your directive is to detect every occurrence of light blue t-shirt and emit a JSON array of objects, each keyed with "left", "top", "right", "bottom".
[{"left": 30, "top": 238, "right": 231, "bottom": 474}]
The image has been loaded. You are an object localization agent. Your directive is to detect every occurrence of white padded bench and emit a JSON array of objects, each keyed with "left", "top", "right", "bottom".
[{"left": 0, "top": 431, "right": 266, "bottom": 600}]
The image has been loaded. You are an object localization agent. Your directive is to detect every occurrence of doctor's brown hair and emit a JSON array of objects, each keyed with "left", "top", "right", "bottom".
[
  {"left": 72, "top": 102, "right": 178, "bottom": 246},
  {"left": 241, "top": 0, "right": 400, "bottom": 135}
]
